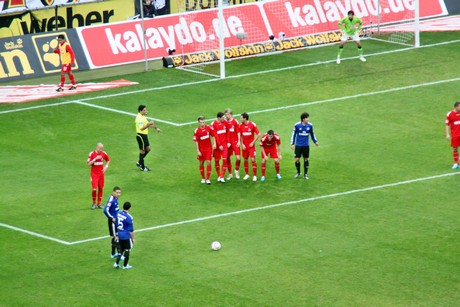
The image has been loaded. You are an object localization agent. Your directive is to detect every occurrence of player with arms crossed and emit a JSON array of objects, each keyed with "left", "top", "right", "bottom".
[
  {"left": 114, "top": 202, "right": 135, "bottom": 270},
  {"left": 211, "top": 112, "right": 229, "bottom": 183},
  {"left": 291, "top": 112, "right": 318, "bottom": 179},
  {"left": 225, "top": 108, "right": 241, "bottom": 180},
  {"left": 446, "top": 101, "right": 460, "bottom": 169},
  {"left": 194, "top": 116, "right": 214, "bottom": 184},
  {"left": 54, "top": 34, "right": 77, "bottom": 92},
  {"left": 87, "top": 143, "right": 110, "bottom": 209},
  {"left": 240, "top": 112, "right": 261, "bottom": 181},
  {"left": 337, "top": 10, "right": 366, "bottom": 64},
  {"left": 259, "top": 130, "right": 282, "bottom": 182}
]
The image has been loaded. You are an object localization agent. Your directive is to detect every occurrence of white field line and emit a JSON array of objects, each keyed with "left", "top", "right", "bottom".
[
  {"left": 2, "top": 172, "right": 455, "bottom": 246},
  {"left": 1, "top": 39, "right": 459, "bottom": 119}
]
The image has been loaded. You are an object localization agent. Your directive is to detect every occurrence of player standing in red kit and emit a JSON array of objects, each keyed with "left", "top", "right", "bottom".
[
  {"left": 87, "top": 143, "right": 110, "bottom": 209},
  {"left": 211, "top": 112, "right": 229, "bottom": 183},
  {"left": 194, "top": 116, "right": 214, "bottom": 184},
  {"left": 224, "top": 108, "right": 241, "bottom": 180},
  {"left": 239, "top": 112, "right": 260, "bottom": 181},
  {"left": 259, "top": 130, "right": 282, "bottom": 182},
  {"left": 445, "top": 101, "right": 460, "bottom": 169},
  {"left": 54, "top": 34, "right": 77, "bottom": 92}
]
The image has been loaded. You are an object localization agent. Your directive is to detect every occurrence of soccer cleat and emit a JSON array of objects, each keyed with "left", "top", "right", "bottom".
[
  {"left": 91, "top": 204, "right": 96, "bottom": 209},
  {"left": 201, "top": 179, "right": 206, "bottom": 184},
  {"left": 360, "top": 56, "right": 366, "bottom": 62},
  {"left": 243, "top": 174, "right": 250, "bottom": 180},
  {"left": 114, "top": 263, "right": 120, "bottom": 269},
  {"left": 253, "top": 176, "right": 257, "bottom": 182},
  {"left": 97, "top": 205, "right": 102, "bottom": 209},
  {"left": 136, "top": 162, "right": 141, "bottom": 168},
  {"left": 111, "top": 253, "right": 118, "bottom": 258},
  {"left": 304, "top": 174, "right": 309, "bottom": 180},
  {"left": 294, "top": 173, "right": 300, "bottom": 178},
  {"left": 234, "top": 170, "right": 240, "bottom": 179},
  {"left": 205, "top": 179, "right": 211, "bottom": 185},
  {"left": 69, "top": 85, "right": 77, "bottom": 90},
  {"left": 276, "top": 174, "right": 282, "bottom": 180},
  {"left": 141, "top": 166, "right": 151, "bottom": 171},
  {"left": 261, "top": 176, "right": 266, "bottom": 182},
  {"left": 123, "top": 265, "right": 133, "bottom": 269},
  {"left": 336, "top": 58, "right": 341, "bottom": 64},
  {"left": 219, "top": 177, "right": 226, "bottom": 183},
  {"left": 452, "top": 163, "right": 459, "bottom": 169},
  {"left": 56, "top": 87, "right": 64, "bottom": 92},
  {"left": 226, "top": 174, "right": 233, "bottom": 180}
]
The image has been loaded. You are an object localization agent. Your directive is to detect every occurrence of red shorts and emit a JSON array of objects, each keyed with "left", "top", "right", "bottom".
[
  {"left": 242, "top": 144, "right": 256, "bottom": 159},
  {"left": 197, "top": 149, "right": 212, "bottom": 161},
  {"left": 451, "top": 135, "right": 460, "bottom": 148},
  {"left": 91, "top": 174, "right": 104, "bottom": 189},
  {"left": 228, "top": 142, "right": 241, "bottom": 156},
  {"left": 61, "top": 64, "right": 72, "bottom": 73},
  {"left": 261, "top": 147, "right": 278, "bottom": 159},
  {"left": 213, "top": 146, "right": 228, "bottom": 160}
]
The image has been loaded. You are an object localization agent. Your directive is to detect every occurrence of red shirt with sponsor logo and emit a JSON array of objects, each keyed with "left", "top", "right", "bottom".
[
  {"left": 260, "top": 133, "right": 281, "bottom": 149},
  {"left": 226, "top": 118, "right": 240, "bottom": 143},
  {"left": 193, "top": 125, "right": 213, "bottom": 151},
  {"left": 88, "top": 150, "right": 110, "bottom": 176},
  {"left": 239, "top": 121, "right": 260, "bottom": 145},
  {"left": 446, "top": 110, "right": 460, "bottom": 137},
  {"left": 211, "top": 120, "right": 228, "bottom": 147}
]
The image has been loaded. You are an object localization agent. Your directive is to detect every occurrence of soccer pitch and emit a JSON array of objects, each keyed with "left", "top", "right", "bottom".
[{"left": 1, "top": 32, "right": 460, "bottom": 306}]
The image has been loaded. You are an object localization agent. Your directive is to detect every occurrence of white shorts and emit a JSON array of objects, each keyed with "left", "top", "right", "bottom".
[{"left": 341, "top": 32, "right": 360, "bottom": 42}]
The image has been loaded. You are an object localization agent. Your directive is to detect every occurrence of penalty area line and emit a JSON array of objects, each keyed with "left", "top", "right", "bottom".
[
  {"left": 0, "top": 222, "right": 71, "bottom": 245},
  {"left": 68, "top": 171, "right": 460, "bottom": 245}
]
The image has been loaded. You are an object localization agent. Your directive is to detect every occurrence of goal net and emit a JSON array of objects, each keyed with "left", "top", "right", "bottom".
[{"left": 165, "top": 0, "right": 444, "bottom": 78}]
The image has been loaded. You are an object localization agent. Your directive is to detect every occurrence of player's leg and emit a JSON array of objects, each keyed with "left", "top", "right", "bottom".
[
  {"left": 97, "top": 177, "right": 104, "bottom": 208},
  {"left": 220, "top": 148, "right": 228, "bottom": 181},
  {"left": 214, "top": 149, "right": 221, "bottom": 181},
  {"left": 90, "top": 175, "right": 98, "bottom": 208},
  {"left": 303, "top": 146, "right": 311, "bottom": 179},
  {"left": 274, "top": 158, "right": 281, "bottom": 179},
  {"left": 68, "top": 70, "right": 77, "bottom": 90},
  {"left": 205, "top": 159, "right": 212, "bottom": 183},
  {"left": 337, "top": 34, "right": 348, "bottom": 64},
  {"left": 452, "top": 146, "right": 459, "bottom": 169},
  {"left": 355, "top": 36, "right": 366, "bottom": 62},
  {"left": 234, "top": 146, "right": 241, "bottom": 179},
  {"left": 294, "top": 146, "right": 301, "bottom": 178},
  {"left": 136, "top": 134, "right": 146, "bottom": 169},
  {"left": 226, "top": 147, "right": 233, "bottom": 180},
  {"left": 109, "top": 220, "right": 118, "bottom": 256},
  {"left": 250, "top": 148, "right": 257, "bottom": 181},
  {"left": 199, "top": 159, "right": 205, "bottom": 182}
]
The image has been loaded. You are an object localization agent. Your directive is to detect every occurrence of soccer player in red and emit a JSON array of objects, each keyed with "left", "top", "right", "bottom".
[
  {"left": 194, "top": 116, "right": 214, "bottom": 184},
  {"left": 259, "top": 130, "right": 282, "bottom": 182},
  {"left": 224, "top": 108, "right": 241, "bottom": 180},
  {"left": 239, "top": 112, "right": 260, "bottom": 181},
  {"left": 54, "top": 34, "right": 77, "bottom": 92},
  {"left": 446, "top": 101, "right": 460, "bottom": 169},
  {"left": 211, "top": 112, "right": 229, "bottom": 183},
  {"left": 87, "top": 143, "right": 110, "bottom": 209}
]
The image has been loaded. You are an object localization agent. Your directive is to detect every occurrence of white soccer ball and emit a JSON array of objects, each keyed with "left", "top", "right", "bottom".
[{"left": 211, "top": 241, "right": 221, "bottom": 251}]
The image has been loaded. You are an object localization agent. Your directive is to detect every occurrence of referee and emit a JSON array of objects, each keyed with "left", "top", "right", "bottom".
[{"left": 135, "top": 104, "right": 161, "bottom": 171}]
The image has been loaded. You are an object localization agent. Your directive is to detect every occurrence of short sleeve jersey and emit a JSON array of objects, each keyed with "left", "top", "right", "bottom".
[
  {"left": 338, "top": 16, "right": 362, "bottom": 35},
  {"left": 240, "top": 121, "right": 260, "bottom": 145},
  {"left": 260, "top": 133, "right": 281, "bottom": 149},
  {"left": 210, "top": 120, "right": 228, "bottom": 147},
  {"left": 87, "top": 150, "right": 110, "bottom": 176},
  {"left": 194, "top": 125, "right": 213, "bottom": 151},
  {"left": 226, "top": 118, "right": 240, "bottom": 143},
  {"left": 117, "top": 211, "right": 134, "bottom": 240},
  {"left": 135, "top": 113, "right": 148, "bottom": 135},
  {"left": 446, "top": 110, "right": 460, "bottom": 137}
]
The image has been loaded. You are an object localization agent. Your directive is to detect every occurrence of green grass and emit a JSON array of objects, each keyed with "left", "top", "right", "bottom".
[{"left": 1, "top": 32, "right": 460, "bottom": 306}]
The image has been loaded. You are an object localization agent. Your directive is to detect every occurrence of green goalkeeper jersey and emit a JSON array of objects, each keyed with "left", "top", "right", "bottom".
[{"left": 338, "top": 16, "right": 362, "bottom": 35}]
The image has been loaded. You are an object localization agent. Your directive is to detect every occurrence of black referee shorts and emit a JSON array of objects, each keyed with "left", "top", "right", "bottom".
[
  {"left": 136, "top": 133, "right": 150, "bottom": 150},
  {"left": 294, "top": 145, "right": 310, "bottom": 159}
]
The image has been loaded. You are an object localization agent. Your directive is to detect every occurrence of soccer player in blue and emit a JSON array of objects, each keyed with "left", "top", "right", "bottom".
[
  {"left": 290, "top": 112, "right": 319, "bottom": 179},
  {"left": 103, "top": 186, "right": 121, "bottom": 258},
  {"left": 114, "top": 202, "right": 135, "bottom": 269}
]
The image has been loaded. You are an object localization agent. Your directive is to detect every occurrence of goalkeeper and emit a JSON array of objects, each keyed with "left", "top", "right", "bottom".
[{"left": 337, "top": 10, "right": 366, "bottom": 64}]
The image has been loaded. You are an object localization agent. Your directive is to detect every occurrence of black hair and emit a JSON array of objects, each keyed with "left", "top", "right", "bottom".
[
  {"left": 57, "top": 34, "right": 65, "bottom": 40},
  {"left": 300, "top": 112, "right": 309, "bottom": 120},
  {"left": 113, "top": 186, "right": 121, "bottom": 191},
  {"left": 217, "top": 112, "right": 224, "bottom": 118},
  {"left": 138, "top": 105, "right": 146, "bottom": 112},
  {"left": 241, "top": 112, "right": 249, "bottom": 120},
  {"left": 197, "top": 116, "right": 205, "bottom": 121},
  {"left": 348, "top": 10, "right": 354, "bottom": 15},
  {"left": 267, "top": 129, "right": 274, "bottom": 135},
  {"left": 455, "top": 101, "right": 460, "bottom": 107},
  {"left": 123, "top": 202, "right": 131, "bottom": 210}
]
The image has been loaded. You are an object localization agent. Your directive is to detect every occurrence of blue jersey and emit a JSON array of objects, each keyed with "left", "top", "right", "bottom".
[
  {"left": 117, "top": 211, "right": 134, "bottom": 240},
  {"left": 291, "top": 122, "right": 317, "bottom": 146},
  {"left": 103, "top": 195, "right": 119, "bottom": 220}
]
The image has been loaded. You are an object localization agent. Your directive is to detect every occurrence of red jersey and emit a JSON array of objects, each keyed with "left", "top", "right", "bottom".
[
  {"left": 226, "top": 118, "right": 240, "bottom": 144},
  {"left": 211, "top": 119, "right": 228, "bottom": 147},
  {"left": 446, "top": 110, "right": 460, "bottom": 137},
  {"left": 194, "top": 125, "right": 213, "bottom": 151},
  {"left": 87, "top": 150, "right": 110, "bottom": 175},
  {"left": 239, "top": 121, "right": 260, "bottom": 145},
  {"left": 260, "top": 133, "right": 281, "bottom": 148}
]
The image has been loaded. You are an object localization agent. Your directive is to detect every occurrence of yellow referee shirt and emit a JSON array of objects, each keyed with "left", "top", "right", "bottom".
[{"left": 135, "top": 113, "right": 148, "bottom": 135}]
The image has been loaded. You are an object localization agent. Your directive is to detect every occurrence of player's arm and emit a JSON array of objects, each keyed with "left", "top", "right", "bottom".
[
  {"left": 311, "top": 128, "right": 319, "bottom": 147},
  {"left": 87, "top": 153, "right": 96, "bottom": 166},
  {"left": 276, "top": 136, "right": 282, "bottom": 159},
  {"left": 195, "top": 140, "right": 201, "bottom": 156},
  {"left": 290, "top": 127, "right": 297, "bottom": 150},
  {"left": 338, "top": 17, "right": 346, "bottom": 31},
  {"left": 446, "top": 123, "right": 451, "bottom": 141},
  {"left": 103, "top": 153, "right": 110, "bottom": 173}
]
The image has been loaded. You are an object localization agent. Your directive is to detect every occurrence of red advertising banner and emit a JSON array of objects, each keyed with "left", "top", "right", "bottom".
[
  {"left": 78, "top": 4, "right": 268, "bottom": 68},
  {"left": 78, "top": 0, "right": 448, "bottom": 68},
  {"left": 263, "top": 0, "right": 448, "bottom": 38}
]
